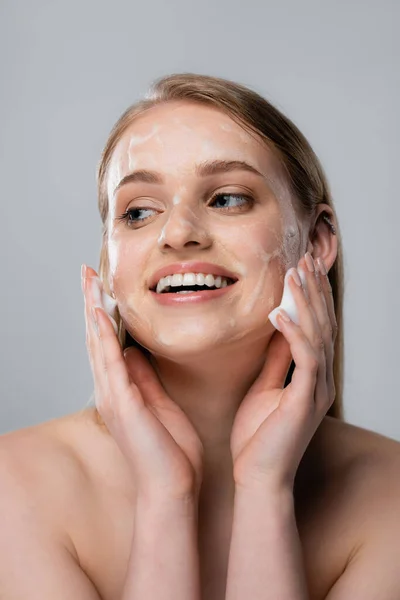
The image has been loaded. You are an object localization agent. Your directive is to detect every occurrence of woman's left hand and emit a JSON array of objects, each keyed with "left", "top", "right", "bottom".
[{"left": 230, "top": 252, "right": 337, "bottom": 492}]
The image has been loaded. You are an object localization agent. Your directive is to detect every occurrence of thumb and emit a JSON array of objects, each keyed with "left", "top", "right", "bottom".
[
  {"left": 251, "top": 329, "right": 293, "bottom": 394},
  {"left": 123, "top": 346, "right": 167, "bottom": 403}
]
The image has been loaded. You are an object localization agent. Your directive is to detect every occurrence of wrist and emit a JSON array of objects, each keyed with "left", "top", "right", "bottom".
[
  {"left": 233, "top": 466, "right": 295, "bottom": 496},
  {"left": 135, "top": 488, "right": 199, "bottom": 518},
  {"left": 234, "top": 480, "right": 294, "bottom": 505}
]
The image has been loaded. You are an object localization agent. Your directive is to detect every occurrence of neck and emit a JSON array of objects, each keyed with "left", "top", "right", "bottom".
[{"left": 149, "top": 333, "right": 273, "bottom": 492}]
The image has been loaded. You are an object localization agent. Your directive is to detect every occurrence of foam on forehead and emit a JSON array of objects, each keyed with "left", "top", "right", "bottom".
[{"left": 106, "top": 103, "right": 290, "bottom": 199}]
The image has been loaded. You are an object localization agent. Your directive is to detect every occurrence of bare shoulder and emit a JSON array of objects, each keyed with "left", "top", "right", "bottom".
[
  {"left": 326, "top": 415, "right": 400, "bottom": 535},
  {"left": 0, "top": 411, "right": 94, "bottom": 556},
  {"left": 318, "top": 415, "right": 400, "bottom": 483},
  {"left": 307, "top": 415, "right": 400, "bottom": 522},
  {"left": 0, "top": 406, "right": 122, "bottom": 508},
  {"left": 0, "top": 409, "right": 108, "bottom": 598},
  {"left": 298, "top": 416, "right": 400, "bottom": 598},
  {"left": 0, "top": 406, "right": 134, "bottom": 528}
]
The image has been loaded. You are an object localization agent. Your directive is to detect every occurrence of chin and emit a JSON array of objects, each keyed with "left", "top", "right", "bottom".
[{"left": 137, "top": 332, "right": 230, "bottom": 362}]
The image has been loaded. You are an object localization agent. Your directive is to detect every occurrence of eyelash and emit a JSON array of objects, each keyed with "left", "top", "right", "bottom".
[{"left": 116, "top": 192, "right": 254, "bottom": 228}]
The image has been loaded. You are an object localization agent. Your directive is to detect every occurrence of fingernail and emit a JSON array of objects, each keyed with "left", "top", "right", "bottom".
[
  {"left": 290, "top": 268, "right": 302, "bottom": 287},
  {"left": 305, "top": 252, "right": 315, "bottom": 273},
  {"left": 278, "top": 309, "right": 291, "bottom": 323},
  {"left": 317, "top": 257, "right": 327, "bottom": 275}
]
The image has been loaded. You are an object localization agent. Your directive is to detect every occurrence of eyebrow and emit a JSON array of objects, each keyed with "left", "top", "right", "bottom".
[{"left": 112, "top": 159, "right": 265, "bottom": 196}]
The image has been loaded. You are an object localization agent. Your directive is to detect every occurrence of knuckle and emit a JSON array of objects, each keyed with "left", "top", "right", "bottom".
[
  {"left": 304, "top": 292, "right": 312, "bottom": 308},
  {"left": 308, "top": 354, "right": 320, "bottom": 373},
  {"left": 103, "top": 354, "right": 116, "bottom": 374},
  {"left": 96, "top": 394, "right": 113, "bottom": 421},
  {"left": 313, "top": 334, "right": 325, "bottom": 351},
  {"left": 315, "top": 272, "right": 323, "bottom": 293}
]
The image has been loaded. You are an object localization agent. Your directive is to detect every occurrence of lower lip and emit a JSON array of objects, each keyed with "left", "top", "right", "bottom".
[{"left": 150, "top": 282, "right": 238, "bottom": 305}]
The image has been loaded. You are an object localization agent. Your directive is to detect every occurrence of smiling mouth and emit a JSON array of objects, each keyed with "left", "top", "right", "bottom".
[{"left": 150, "top": 278, "right": 237, "bottom": 294}]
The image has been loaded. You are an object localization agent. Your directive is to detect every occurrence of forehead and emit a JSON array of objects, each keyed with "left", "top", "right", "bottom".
[{"left": 107, "top": 101, "right": 288, "bottom": 198}]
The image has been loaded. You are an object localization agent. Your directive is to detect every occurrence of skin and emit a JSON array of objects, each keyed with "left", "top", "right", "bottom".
[
  {"left": 0, "top": 105, "right": 400, "bottom": 600},
  {"left": 1, "top": 100, "right": 400, "bottom": 599},
  {"left": 104, "top": 100, "right": 337, "bottom": 500}
]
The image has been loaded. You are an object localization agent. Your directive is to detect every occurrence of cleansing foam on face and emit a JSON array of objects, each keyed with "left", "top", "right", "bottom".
[{"left": 91, "top": 276, "right": 119, "bottom": 335}]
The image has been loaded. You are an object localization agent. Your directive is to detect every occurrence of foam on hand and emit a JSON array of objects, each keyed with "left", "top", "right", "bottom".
[
  {"left": 91, "top": 276, "right": 119, "bottom": 335},
  {"left": 268, "top": 268, "right": 307, "bottom": 332}
]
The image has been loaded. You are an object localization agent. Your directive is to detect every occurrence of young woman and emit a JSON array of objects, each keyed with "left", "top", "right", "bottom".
[{"left": 1, "top": 73, "right": 400, "bottom": 600}]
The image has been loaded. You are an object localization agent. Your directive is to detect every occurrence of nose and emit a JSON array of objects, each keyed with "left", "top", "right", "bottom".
[{"left": 157, "top": 205, "right": 212, "bottom": 252}]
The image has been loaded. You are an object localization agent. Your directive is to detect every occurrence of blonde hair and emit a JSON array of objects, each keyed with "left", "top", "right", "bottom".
[{"left": 90, "top": 72, "right": 345, "bottom": 429}]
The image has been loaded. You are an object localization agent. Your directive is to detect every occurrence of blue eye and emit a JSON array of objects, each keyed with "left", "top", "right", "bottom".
[
  {"left": 209, "top": 192, "right": 253, "bottom": 210},
  {"left": 116, "top": 193, "right": 254, "bottom": 228},
  {"left": 116, "top": 207, "right": 156, "bottom": 226}
]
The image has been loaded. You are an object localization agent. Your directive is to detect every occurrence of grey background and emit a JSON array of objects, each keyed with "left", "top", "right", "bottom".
[{"left": 0, "top": 1, "right": 398, "bottom": 439}]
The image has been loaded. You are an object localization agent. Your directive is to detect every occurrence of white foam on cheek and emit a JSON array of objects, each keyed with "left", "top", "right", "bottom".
[
  {"left": 91, "top": 277, "right": 119, "bottom": 335},
  {"left": 268, "top": 267, "right": 308, "bottom": 332},
  {"left": 241, "top": 243, "right": 279, "bottom": 315}
]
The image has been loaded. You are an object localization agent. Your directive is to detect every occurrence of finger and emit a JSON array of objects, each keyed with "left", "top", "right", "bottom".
[
  {"left": 316, "top": 257, "right": 337, "bottom": 403},
  {"left": 299, "top": 254, "right": 329, "bottom": 341},
  {"left": 316, "top": 258, "right": 337, "bottom": 341},
  {"left": 123, "top": 346, "right": 168, "bottom": 405},
  {"left": 288, "top": 269, "right": 322, "bottom": 356},
  {"left": 299, "top": 254, "right": 332, "bottom": 405},
  {"left": 93, "top": 305, "right": 145, "bottom": 420},
  {"left": 84, "top": 272, "right": 144, "bottom": 422},
  {"left": 294, "top": 258, "right": 331, "bottom": 411},
  {"left": 252, "top": 329, "right": 292, "bottom": 393},
  {"left": 276, "top": 310, "right": 320, "bottom": 415},
  {"left": 83, "top": 278, "right": 114, "bottom": 421},
  {"left": 83, "top": 274, "right": 107, "bottom": 389}
]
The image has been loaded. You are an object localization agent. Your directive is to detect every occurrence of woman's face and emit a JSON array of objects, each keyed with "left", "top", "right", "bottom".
[{"left": 106, "top": 101, "right": 302, "bottom": 359}]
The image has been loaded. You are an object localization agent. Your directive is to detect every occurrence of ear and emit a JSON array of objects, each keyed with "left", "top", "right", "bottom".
[{"left": 306, "top": 204, "right": 338, "bottom": 272}]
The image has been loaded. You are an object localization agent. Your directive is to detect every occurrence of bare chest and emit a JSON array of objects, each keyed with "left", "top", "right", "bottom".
[{"left": 70, "top": 479, "right": 353, "bottom": 600}]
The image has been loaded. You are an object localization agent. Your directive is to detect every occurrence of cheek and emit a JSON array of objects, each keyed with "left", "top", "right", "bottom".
[
  {"left": 230, "top": 223, "right": 288, "bottom": 316},
  {"left": 108, "top": 237, "right": 120, "bottom": 277},
  {"left": 223, "top": 220, "right": 285, "bottom": 273},
  {"left": 107, "top": 235, "right": 148, "bottom": 294}
]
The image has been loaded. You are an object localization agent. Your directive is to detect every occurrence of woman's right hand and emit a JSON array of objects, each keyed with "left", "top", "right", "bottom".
[{"left": 82, "top": 265, "right": 204, "bottom": 501}]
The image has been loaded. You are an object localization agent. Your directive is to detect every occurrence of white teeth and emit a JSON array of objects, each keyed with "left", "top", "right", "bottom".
[
  {"left": 154, "top": 272, "right": 233, "bottom": 294},
  {"left": 196, "top": 273, "right": 205, "bottom": 285},
  {"left": 171, "top": 274, "right": 183, "bottom": 287},
  {"left": 204, "top": 274, "right": 215, "bottom": 287},
  {"left": 182, "top": 273, "right": 197, "bottom": 286}
]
